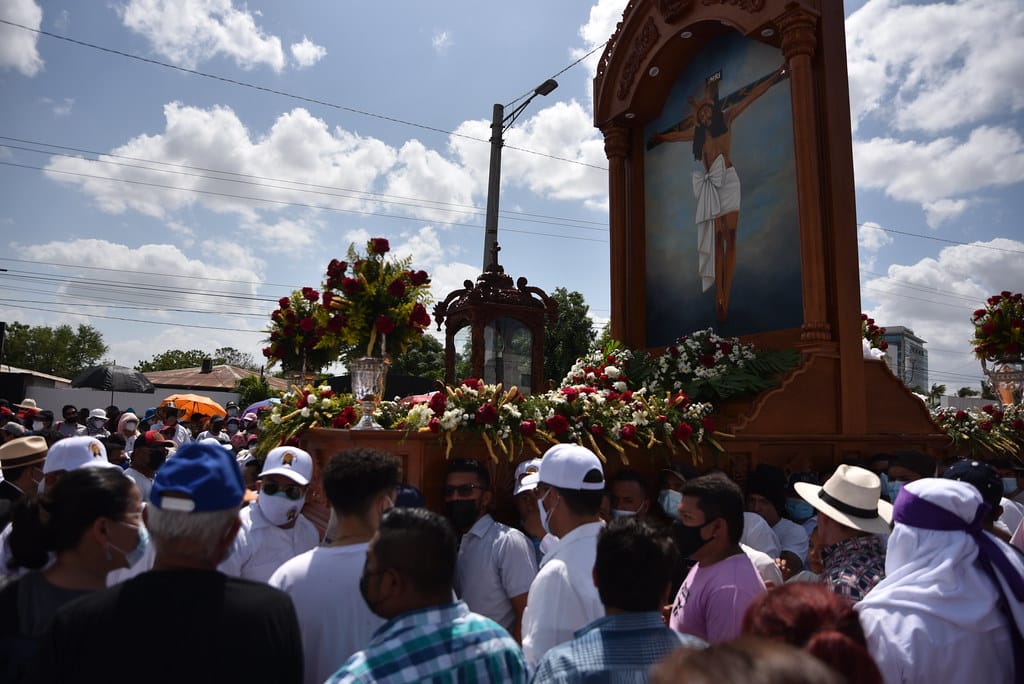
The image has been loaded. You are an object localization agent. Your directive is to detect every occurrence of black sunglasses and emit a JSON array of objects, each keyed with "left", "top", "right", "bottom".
[
  {"left": 444, "top": 483, "right": 484, "bottom": 497},
  {"left": 262, "top": 482, "right": 304, "bottom": 501}
]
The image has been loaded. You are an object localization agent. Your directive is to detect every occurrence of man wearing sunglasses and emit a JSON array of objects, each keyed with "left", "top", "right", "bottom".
[
  {"left": 444, "top": 459, "right": 537, "bottom": 642},
  {"left": 220, "top": 446, "right": 319, "bottom": 583}
]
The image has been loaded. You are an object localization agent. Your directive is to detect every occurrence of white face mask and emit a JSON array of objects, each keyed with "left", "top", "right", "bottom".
[
  {"left": 537, "top": 489, "right": 557, "bottom": 535},
  {"left": 258, "top": 491, "right": 305, "bottom": 527},
  {"left": 32, "top": 421, "right": 45, "bottom": 432},
  {"left": 658, "top": 489, "right": 683, "bottom": 518},
  {"left": 611, "top": 509, "right": 638, "bottom": 519},
  {"left": 124, "top": 422, "right": 138, "bottom": 432},
  {"left": 1003, "top": 478, "right": 1019, "bottom": 495},
  {"left": 90, "top": 419, "right": 106, "bottom": 429}
]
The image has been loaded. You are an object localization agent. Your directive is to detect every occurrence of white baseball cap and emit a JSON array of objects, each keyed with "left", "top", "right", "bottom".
[
  {"left": 259, "top": 446, "right": 313, "bottom": 486},
  {"left": 513, "top": 458, "right": 542, "bottom": 495},
  {"left": 538, "top": 444, "right": 604, "bottom": 491},
  {"left": 43, "top": 436, "right": 114, "bottom": 473}
]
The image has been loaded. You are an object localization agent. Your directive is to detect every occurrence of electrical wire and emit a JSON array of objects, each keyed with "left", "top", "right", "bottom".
[{"left": 0, "top": 18, "right": 608, "bottom": 171}]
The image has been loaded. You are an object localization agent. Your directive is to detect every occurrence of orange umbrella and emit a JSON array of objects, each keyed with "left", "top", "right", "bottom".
[{"left": 161, "top": 393, "right": 226, "bottom": 420}]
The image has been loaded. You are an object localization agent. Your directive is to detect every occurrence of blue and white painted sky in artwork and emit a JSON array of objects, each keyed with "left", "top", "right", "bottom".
[{"left": 0, "top": 0, "right": 1021, "bottom": 389}]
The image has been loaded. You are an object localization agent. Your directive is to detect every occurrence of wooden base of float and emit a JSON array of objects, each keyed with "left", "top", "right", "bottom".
[{"left": 295, "top": 359, "right": 948, "bottom": 536}]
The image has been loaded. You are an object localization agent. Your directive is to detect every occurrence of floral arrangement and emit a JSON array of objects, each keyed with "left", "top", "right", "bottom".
[
  {"left": 971, "top": 291, "right": 1024, "bottom": 360},
  {"left": 646, "top": 329, "right": 800, "bottom": 403},
  {"left": 861, "top": 314, "right": 888, "bottom": 352},
  {"left": 318, "top": 238, "right": 433, "bottom": 359},
  {"left": 931, "top": 403, "right": 1024, "bottom": 461},
  {"left": 262, "top": 290, "right": 339, "bottom": 373}
]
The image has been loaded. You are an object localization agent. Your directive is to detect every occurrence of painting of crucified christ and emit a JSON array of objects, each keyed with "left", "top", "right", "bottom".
[
  {"left": 649, "top": 64, "right": 789, "bottom": 321},
  {"left": 643, "top": 33, "right": 802, "bottom": 345}
]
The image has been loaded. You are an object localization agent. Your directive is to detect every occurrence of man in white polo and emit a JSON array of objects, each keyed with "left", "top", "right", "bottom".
[
  {"left": 219, "top": 446, "right": 319, "bottom": 582},
  {"left": 521, "top": 444, "right": 605, "bottom": 668},
  {"left": 794, "top": 464, "right": 891, "bottom": 602}
]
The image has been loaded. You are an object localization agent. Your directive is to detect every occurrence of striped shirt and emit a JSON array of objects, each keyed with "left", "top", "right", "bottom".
[
  {"left": 532, "top": 611, "right": 706, "bottom": 683},
  {"left": 326, "top": 600, "right": 527, "bottom": 684},
  {"left": 821, "top": 534, "right": 886, "bottom": 602}
]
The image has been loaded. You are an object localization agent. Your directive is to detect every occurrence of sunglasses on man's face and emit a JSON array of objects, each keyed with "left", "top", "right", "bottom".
[
  {"left": 444, "top": 483, "right": 484, "bottom": 498},
  {"left": 262, "top": 482, "right": 305, "bottom": 501}
]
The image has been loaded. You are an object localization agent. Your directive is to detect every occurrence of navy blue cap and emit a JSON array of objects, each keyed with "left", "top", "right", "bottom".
[
  {"left": 150, "top": 441, "right": 244, "bottom": 512},
  {"left": 942, "top": 459, "right": 1002, "bottom": 509}
]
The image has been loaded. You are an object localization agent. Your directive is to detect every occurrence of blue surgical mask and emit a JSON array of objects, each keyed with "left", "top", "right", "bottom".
[
  {"left": 611, "top": 509, "right": 637, "bottom": 519},
  {"left": 537, "top": 490, "right": 557, "bottom": 535},
  {"left": 1003, "top": 478, "right": 1018, "bottom": 495},
  {"left": 658, "top": 489, "right": 683, "bottom": 518},
  {"left": 886, "top": 481, "right": 905, "bottom": 503},
  {"left": 785, "top": 498, "right": 814, "bottom": 522},
  {"left": 110, "top": 523, "right": 150, "bottom": 568}
]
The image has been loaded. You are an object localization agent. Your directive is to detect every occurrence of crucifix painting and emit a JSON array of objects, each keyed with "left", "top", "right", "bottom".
[{"left": 644, "top": 33, "right": 802, "bottom": 345}]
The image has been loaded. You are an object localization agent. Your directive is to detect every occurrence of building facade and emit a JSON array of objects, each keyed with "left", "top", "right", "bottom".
[{"left": 882, "top": 326, "right": 929, "bottom": 391}]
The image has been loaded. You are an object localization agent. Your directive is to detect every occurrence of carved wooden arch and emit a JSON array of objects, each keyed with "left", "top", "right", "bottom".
[{"left": 592, "top": 0, "right": 896, "bottom": 439}]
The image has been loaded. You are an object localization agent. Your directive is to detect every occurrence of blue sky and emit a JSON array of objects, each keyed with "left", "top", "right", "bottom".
[{"left": 0, "top": 0, "right": 1021, "bottom": 391}]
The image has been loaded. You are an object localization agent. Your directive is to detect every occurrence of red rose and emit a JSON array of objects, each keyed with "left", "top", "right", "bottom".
[
  {"left": 410, "top": 303, "right": 431, "bottom": 327},
  {"left": 327, "top": 259, "right": 347, "bottom": 279},
  {"left": 1013, "top": 318, "right": 1024, "bottom": 329},
  {"left": 299, "top": 317, "right": 316, "bottom": 333},
  {"left": 880, "top": 340, "right": 889, "bottom": 350},
  {"left": 606, "top": 391, "right": 620, "bottom": 402},
  {"left": 375, "top": 315, "right": 396, "bottom": 335},
  {"left": 668, "top": 346, "right": 680, "bottom": 357},
  {"left": 520, "top": 420, "right": 537, "bottom": 437},
  {"left": 342, "top": 277, "right": 362, "bottom": 295},
  {"left": 719, "top": 342, "right": 732, "bottom": 355},
  {"left": 621, "top": 390, "right": 633, "bottom": 402},
  {"left": 982, "top": 404, "right": 995, "bottom": 415},
  {"left": 981, "top": 421, "right": 993, "bottom": 432},
  {"left": 408, "top": 269, "right": 429, "bottom": 286},
  {"left": 427, "top": 392, "right": 446, "bottom": 415},
  {"left": 327, "top": 314, "right": 347, "bottom": 332},
  {"left": 1008, "top": 342, "right": 1021, "bottom": 354},
  {"left": 301, "top": 287, "right": 319, "bottom": 302},
  {"left": 982, "top": 322, "right": 997, "bottom": 335},
  {"left": 700, "top": 354, "right": 715, "bottom": 367},
  {"left": 475, "top": 403, "right": 498, "bottom": 425},
  {"left": 428, "top": 417, "right": 440, "bottom": 433},
  {"left": 545, "top": 414, "right": 569, "bottom": 435},
  {"left": 656, "top": 414, "right": 668, "bottom": 423},
  {"left": 860, "top": 313, "right": 868, "bottom": 320},
  {"left": 620, "top": 424, "right": 637, "bottom": 441},
  {"left": 972, "top": 309, "right": 986, "bottom": 319},
  {"left": 296, "top": 393, "right": 308, "bottom": 409},
  {"left": 322, "top": 291, "right": 334, "bottom": 307},
  {"left": 589, "top": 424, "right": 605, "bottom": 437},
  {"left": 1001, "top": 290, "right": 1012, "bottom": 298},
  {"left": 1011, "top": 419, "right": 1024, "bottom": 431},
  {"left": 304, "top": 337, "right": 317, "bottom": 350},
  {"left": 562, "top": 387, "right": 580, "bottom": 401},
  {"left": 282, "top": 326, "right": 295, "bottom": 338},
  {"left": 278, "top": 296, "right": 291, "bottom": 308},
  {"left": 370, "top": 238, "right": 390, "bottom": 254},
  {"left": 387, "top": 278, "right": 407, "bottom": 298},
  {"left": 261, "top": 347, "right": 273, "bottom": 357},
  {"left": 285, "top": 310, "right": 297, "bottom": 323},
  {"left": 674, "top": 422, "right": 694, "bottom": 441},
  {"left": 701, "top": 417, "right": 717, "bottom": 433},
  {"left": 955, "top": 410, "right": 968, "bottom": 420},
  {"left": 461, "top": 378, "right": 480, "bottom": 388}
]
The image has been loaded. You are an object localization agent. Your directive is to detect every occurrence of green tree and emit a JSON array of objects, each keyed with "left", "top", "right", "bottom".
[
  {"left": 135, "top": 349, "right": 208, "bottom": 372},
  {"left": 2, "top": 322, "right": 108, "bottom": 378},
  {"left": 956, "top": 386, "right": 980, "bottom": 398},
  {"left": 543, "top": 288, "right": 595, "bottom": 386},
  {"left": 234, "top": 374, "right": 279, "bottom": 408},
  {"left": 927, "top": 383, "right": 947, "bottom": 408},
  {"left": 389, "top": 335, "right": 444, "bottom": 381},
  {"left": 980, "top": 380, "right": 999, "bottom": 400},
  {"left": 213, "top": 347, "right": 258, "bottom": 370}
]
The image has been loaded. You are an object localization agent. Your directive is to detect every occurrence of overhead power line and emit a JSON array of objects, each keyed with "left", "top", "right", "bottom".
[
  {"left": 9, "top": 302, "right": 268, "bottom": 334},
  {"left": 0, "top": 18, "right": 608, "bottom": 171}
]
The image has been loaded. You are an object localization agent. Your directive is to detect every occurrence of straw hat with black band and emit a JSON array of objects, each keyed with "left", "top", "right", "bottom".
[{"left": 794, "top": 464, "right": 892, "bottom": 536}]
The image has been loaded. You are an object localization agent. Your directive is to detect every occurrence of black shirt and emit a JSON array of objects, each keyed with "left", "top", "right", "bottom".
[{"left": 31, "top": 569, "right": 303, "bottom": 684}]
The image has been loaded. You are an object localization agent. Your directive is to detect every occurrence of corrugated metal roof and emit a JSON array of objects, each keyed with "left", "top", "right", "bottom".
[{"left": 143, "top": 365, "right": 288, "bottom": 392}]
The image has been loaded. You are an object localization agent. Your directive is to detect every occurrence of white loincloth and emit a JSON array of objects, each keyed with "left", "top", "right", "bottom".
[{"left": 692, "top": 155, "right": 741, "bottom": 292}]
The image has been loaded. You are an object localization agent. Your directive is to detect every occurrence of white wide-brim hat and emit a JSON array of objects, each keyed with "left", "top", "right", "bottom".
[{"left": 794, "top": 464, "right": 892, "bottom": 536}]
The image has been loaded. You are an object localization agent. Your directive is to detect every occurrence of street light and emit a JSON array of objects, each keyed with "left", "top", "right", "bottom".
[{"left": 482, "top": 78, "right": 559, "bottom": 270}]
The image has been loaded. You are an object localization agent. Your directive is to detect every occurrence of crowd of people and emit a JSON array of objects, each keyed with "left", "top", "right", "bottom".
[{"left": 1, "top": 394, "right": 1023, "bottom": 683}]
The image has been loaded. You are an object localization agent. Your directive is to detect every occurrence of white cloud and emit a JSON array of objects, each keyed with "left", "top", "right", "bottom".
[
  {"left": 574, "top": 0, "right": 623, "bottom": 80},
  {"left": 290, "top": 36, "right": 325, "bottom": 68},
  {"left": 50, "top": 97, "right": 74, "bottom": 116},
  {"left": 858, "top": 221, "right": 893, "bottom": 251},
  {"left": 0, "top": 0, "right": 44, "bottom": 77},
  {"left": 53, "top": 9, "right": 70, "bottom": 31},
  {"left": 432, "top": 31, "right": 452, "bottom": 53},
  {"left": 853, "top": 125, "right": 1024, "bottom": 210},
  {"left": 862, "top": 237, "right": 1024, "bottom": 389},
  {"left": 382, "top": 140, "right": 479, "bottom": 225},
  {"left": 118, "top": 0, "right": 286, "bottom": 71},
  {"left": 846, "top": 0, "right": 1024, "bottom": 133},
  {"left": 922, "top": 198, "right": 971, "bottom": 229}
]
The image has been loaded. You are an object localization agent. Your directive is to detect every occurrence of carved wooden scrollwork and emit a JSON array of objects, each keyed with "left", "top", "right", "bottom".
[{"left": 617, "top": 16, "right": 661, "bottom": 100}]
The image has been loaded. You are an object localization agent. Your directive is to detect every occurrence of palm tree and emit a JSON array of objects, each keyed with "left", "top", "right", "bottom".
[{"left": 928, "top": 383, "right": 947, "bottom": 408}]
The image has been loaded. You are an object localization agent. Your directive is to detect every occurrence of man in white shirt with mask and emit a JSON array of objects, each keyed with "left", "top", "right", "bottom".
[{"left": 219, "top": 446, "right": 319, "bottom": 582}]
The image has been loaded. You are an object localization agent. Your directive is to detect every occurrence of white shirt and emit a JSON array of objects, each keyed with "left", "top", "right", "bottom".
[
  {"left": 151, "top": 422, "right": 191, "bottom": 447},
  {"left": 999, "top": 497, "right": 1024, "bottom": 537},
  {"left": 741, "top": 543, "right": 784, "bottom": 587},
  {"left": 455, "top": 514, "right": 537, "bottom": 631},
  {"left": 218, "top": 503, "right": 319, "bottom": 583},
  {"left": 740, "top": 512, "right": 781, "bottom": 559},
  {"left": 269, "top": 543, "right": 384, "bottom": 684},
  {"left": 521, "top": 521, "right": 605, "bottom": 668},
  {"left": 123, "top": 468, "right": 152, "bottom": 502},
  {"left": 773, "top": 517, "right": 809, "bottom": 565}
]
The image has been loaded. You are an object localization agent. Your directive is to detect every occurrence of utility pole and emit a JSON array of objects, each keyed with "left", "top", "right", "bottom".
[{"left": 482, "top": 79, "right": 558, "bottom": 271}]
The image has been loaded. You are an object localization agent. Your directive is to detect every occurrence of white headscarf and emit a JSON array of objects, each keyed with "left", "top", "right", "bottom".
[{"left": 857, "top": 479, "right": 1024, "bottom": 680}]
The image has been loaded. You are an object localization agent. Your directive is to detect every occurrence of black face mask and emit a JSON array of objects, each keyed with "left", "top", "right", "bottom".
[
  {"left": 445, "top": 499, "right": 480, "bottom": 532},
  {"left": 671, "top": 519, "right": 712, "bottom": 559},
  {"left": 147, "top": 449, "right": 168, "bottom": 471},
  {"left": 359, "top": 570, "right": 385, "bottom": 618}
]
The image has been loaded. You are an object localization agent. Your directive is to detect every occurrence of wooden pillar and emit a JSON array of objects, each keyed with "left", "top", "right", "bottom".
[
  {"left": 779, "top": 5, "right": 830, "bottom": 344},
  {"left": 604, "top": 125, "right": 630, "bottom": 342}
]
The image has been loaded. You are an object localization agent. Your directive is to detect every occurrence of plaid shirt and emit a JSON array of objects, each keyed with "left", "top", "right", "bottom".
[
  {"left": 532, "top": 611, "right": 706, "bottom": 683},
  {"left": 325, "top": 600, "right": 527, "bottom": 684},
  {"left": 821, "top": 534, "right": 886, "bottom": 602}
]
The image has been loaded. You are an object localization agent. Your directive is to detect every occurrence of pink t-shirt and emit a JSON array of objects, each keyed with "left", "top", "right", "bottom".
[{"left": 669, "top": 552, "right": 766, "bottom": 643}]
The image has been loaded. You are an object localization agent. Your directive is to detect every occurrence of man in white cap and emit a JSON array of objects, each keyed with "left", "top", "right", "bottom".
[
  {"left": 521, "top": 443, "right": 606, "bottom": 668},
  {"left": 856, "top": 478, "right": 1024, "bottom": 684},
  {"left": 794, "top": 464, "right": 890, "bottom": 602},
  {"left": 512, "top": 458, "right": 547, "bottom": 560},
  {"left": 219, "top": 446, "right": 319, "bottom": 582},
  {"left": 85, "top": 408, "right": 110, "bottom": 438}
]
